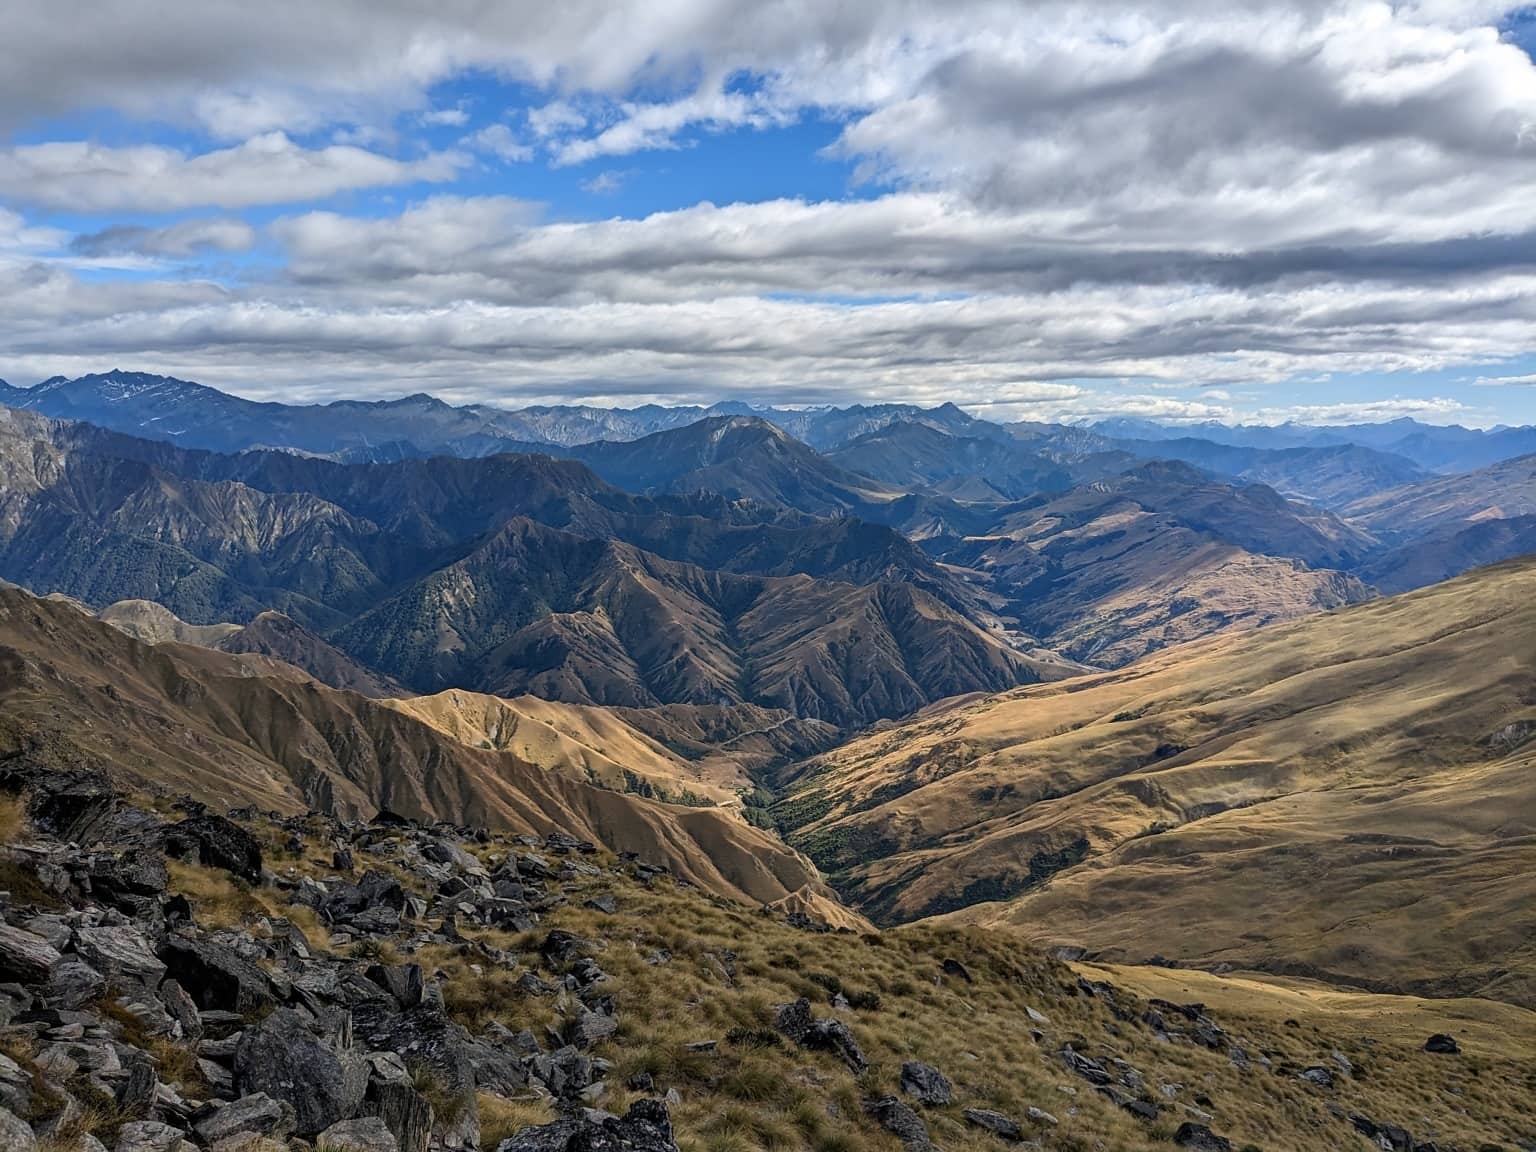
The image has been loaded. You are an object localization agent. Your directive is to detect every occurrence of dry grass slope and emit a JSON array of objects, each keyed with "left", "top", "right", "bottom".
[
  {"left": 174, "top": 811, "right": 1536, "bottom": 1152},
  {"left": 776, "top": 558, "right": 1536, "bottom": 1006}
]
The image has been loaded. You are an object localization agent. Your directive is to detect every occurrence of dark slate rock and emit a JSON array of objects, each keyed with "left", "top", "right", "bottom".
[
  {"left": 1424, "top": 1033, "right": 1461, "bottom": 1055},
  {"left": 963, "top": 1108, "right": 1022, "bottom": 1141},
  {"left": 1058, "top": 1046, "right": 1112, "bottom": 1086},
  {"left": 352, "top": 1001, "right": 477, "bottom": 1149},
  {"left": 159, "top": 935, "right": 276, "bottom": 1015},
  {"left": 940, "top": 958, "right": 972, "bottom": 982},
  {"left": 495, "top": 1099, "right": 678, "bottom": 1152},
  {"left": 359, "top": 1078, "right": 434, "bottom": 1152},
  {"left": 773, "top": 998, "right": 867, "bottom": 1072},
  {"left": 164, "top": 814, "right": 263, "bottom": 883},
  {"left": 365, "top": 964, "right": 425, "bottom": 1010},
  {"left": 0, "top": 923, "right": 62, "bottom": 982},
  {"left": 191, "top": 1093, "right": 293, "bottom": 1144},
  {"left": 864, "top": 1096, "right": 936, "bottom": 1151},
  {"left": 232, "top": 1008, "right": 367, "bottom": 1137},
  {"left": 899, "top": 1060, "right": 953, "bottom": 1107},
  {"left": 44, "top": 957, "right": 106, "bottom": 1010},
  {"left": 1173, "top": 1123, "right": 1233, "bottom": 1151}
]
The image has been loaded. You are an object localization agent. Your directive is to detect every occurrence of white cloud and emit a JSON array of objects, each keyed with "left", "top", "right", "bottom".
[
  {"left": 421, "top": 104, "right": 470, "bottom": 127},
  {"left": 1472, "top": 372, "right": 1536, "bottom": 386},
  {"left": 0, "top": 134, "right": 464, "bottom": 212},
  {"left": 464, "top": 123, "right": 532, "bottom": 163},
  {"left": 580, "top": 170, "right": 631, "bottom": 195},
  {"left": 2, "top": 1, "right": 1536, "bottom": 418}
]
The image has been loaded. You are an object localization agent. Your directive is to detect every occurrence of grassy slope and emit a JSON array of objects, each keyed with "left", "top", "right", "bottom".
[
  {"left": 168, "top": 809, "right": 1536, "bottom": 1152},
  {"left": 774, "top": 558, "right": 1536, "bottom": 1005}
]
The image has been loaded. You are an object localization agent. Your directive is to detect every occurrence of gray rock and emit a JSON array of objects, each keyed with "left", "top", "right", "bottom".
[
  {"left": 1424, "top": 1033, "right": 1460, "bottom": 1055},
  {"left": 73, "top": 925, "right": 166, "bottom": 987},
  {"left": 164, "top": 815, "right": 263, "bottom": 883},
  {"left": 1173, "top": 1123, "right": 1232, "bottom": 1151},
  {"left": 159, "top": 979, "right": 203, "bottom": 1044},
  {"left": 963, "top": 1108, "right": 1021, "bottom": 1140},
  {"left": 773, "top": 998, "right": 867, "bottom": 1072},
  {"left": 115, "top": 1120, "right": 189, "bottom": 1152},
  {"left": 572, "top": 1009, "right": 618, "bottom": 1049},
  {"left": 317, "top": 1116, "right": 400, "bottom": 1152},
  {"left": 351, "top": 1001, "right": 476, "bottom": 1149},
  {"left": 494, "top": 1099, "right": 677, "bottom": 1152},
  {"left": 45, "top": 956, "right": 106, "bottom": 1009},
  {"left": 0, "top": 922, "right": 62, "bottom": 982},
  {"left": 365, "top": 964, "right": 425, "bottom": 1010},
  {"left": 232, "top": 1008, "right": 367, "bottom": 1138},
  {"left": 358, "top": 1078, "right": 434, "bottom": 1152},
  {"left": 899, "top": 1061, "right": 953, "bottom": 1106},
  {"left": 1058, "top": 1046, "right": 1111, "bottom": 1086},
  {"left": 864, "top": 1096, "right": 936, "bottom": 1152},
  {"left": 0, "top": 1105, "right": 37, "bottom": 1152},
  {"left": 159, "top": 935, "right": 276, "bottom": 1015},
  {"left": 118, "top": 1058, "right": 158, "bottom": 1114},
  {"left": 193, "top": 1094, "right": 293, "bottom": 1144}
]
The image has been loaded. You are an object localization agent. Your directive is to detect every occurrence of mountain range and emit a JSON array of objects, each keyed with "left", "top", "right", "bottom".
[{"left": 7, "top": 370, "right": 1536, "bottom": 1023}]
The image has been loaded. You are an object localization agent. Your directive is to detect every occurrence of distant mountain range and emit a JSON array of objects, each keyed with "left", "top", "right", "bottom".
[{"left": 9, "top": 373, "right": 1536, "bottom": 685}]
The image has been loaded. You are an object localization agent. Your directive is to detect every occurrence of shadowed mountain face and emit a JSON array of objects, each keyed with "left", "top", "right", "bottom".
[
  {"left": 569, "top": 415, "right": 906, "bottom": 516},
  {"left": 915, "top": 461, "right": 1378, "bottom": 666},
  {"left": 1103, "top": 437, "right": 1430, "bottom": 509},
  {"left": 772, "top": 558, "right": 1536, "bottom": 1007},
  {"left": 334, "top": 516, "right": 1067, "bottom": 726},
  {"left": 826, "top": 421, "right": 1078, "bottom": 500},
  {"left": 0, "top": 407, "right": 1060, "bottom": 728}
]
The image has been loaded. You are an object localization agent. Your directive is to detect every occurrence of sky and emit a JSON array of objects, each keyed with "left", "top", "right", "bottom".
[{"left": 4, "top": 3, "right": 1536, "bottom": 426}]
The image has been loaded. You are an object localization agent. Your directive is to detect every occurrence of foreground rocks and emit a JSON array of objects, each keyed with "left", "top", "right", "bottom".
[{"left": 0, "top": 764, "right": 698, "bottom": 1152}]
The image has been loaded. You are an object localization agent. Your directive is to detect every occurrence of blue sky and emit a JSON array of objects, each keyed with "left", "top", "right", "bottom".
[{"left": 3, "top": 1, "right": 1536, "bottom": 426}]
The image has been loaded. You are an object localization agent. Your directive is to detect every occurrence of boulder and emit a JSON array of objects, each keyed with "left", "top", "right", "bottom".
[
  {"left": 159, "top": 935, "right": 276, "bottom": 1015},
  {"left": 358, "top": 1078, "right": 434, "bottom": 1152},
  {"left": 115, "top": 1121, "right": 189, "bottom": 1152},
  {"left": 1424, "top": 1034, "right": 1460, "bottom": 1055},
  {"left": 73, "top": 925, "right": 166, "bottom": 987},
  {"left": 317, "top": 1116, "right": 400, "bottom": 1152},
  {"left": 494, "top": 1099, "right": 678, "bottom": 1152},
  {"left": 18, "top": 766, "right": 119, "bottom": 843},
  {"left": 192, "top": 1094, "right": 293, "bottom": 1145},
  {"left": 963, "top": 1108, "right": 1022, "bottom": 1141},
  {"left": 1173, "top": 1123, "right": 1233, "bottom": 1151},
  {"left": 1057, "top": 1046, "right": 1112, "bottom": 1086},
  {"left": 232, "top": 1008, "right": 367, "bottom": 1137},
  {"left": 572, "top": 1009, "right": 618, "bottom": 1050},
  {"left": 864, "top": 1096, "right": 936, "bottom": 1152},
  {"left": 45, "top": 956, "right": 106, "bottom": 1009},
  {"left": 0, "top": 1105, "right": 37, "bottom": 1152},
  {"left": 365, "top": 964, "right": 425, "bottom": 1010},
  {"left": 164, "top": 815, "right": 263, "bottom": 883},
  {"left": 158, "top": 979, "right": 203, "bottom": 1044},
  {"left": 352, "top": 1001, "right": 476, "bottom": 1149},
  {"left": 0, "top": 923, "right": 62, "bottom": 982},
  {"left": 899, "top": 1061, "right": 953, "bottom": 1106},
  {"left": 773, "top": 998, "right": 867, "bottom": 1072}
]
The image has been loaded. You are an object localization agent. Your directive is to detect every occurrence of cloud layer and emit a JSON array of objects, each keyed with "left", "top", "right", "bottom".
[{"left": 0, "top": 0, "right": 1534, "bottom": 421}]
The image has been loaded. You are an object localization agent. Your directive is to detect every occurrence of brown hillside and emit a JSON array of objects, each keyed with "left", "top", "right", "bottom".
[
  {"left": 0, "top": 586, "right": 839, "bottom": 910},
  {"left": 775, "top": 559, "right": 1536, "bottom": 1005}
]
